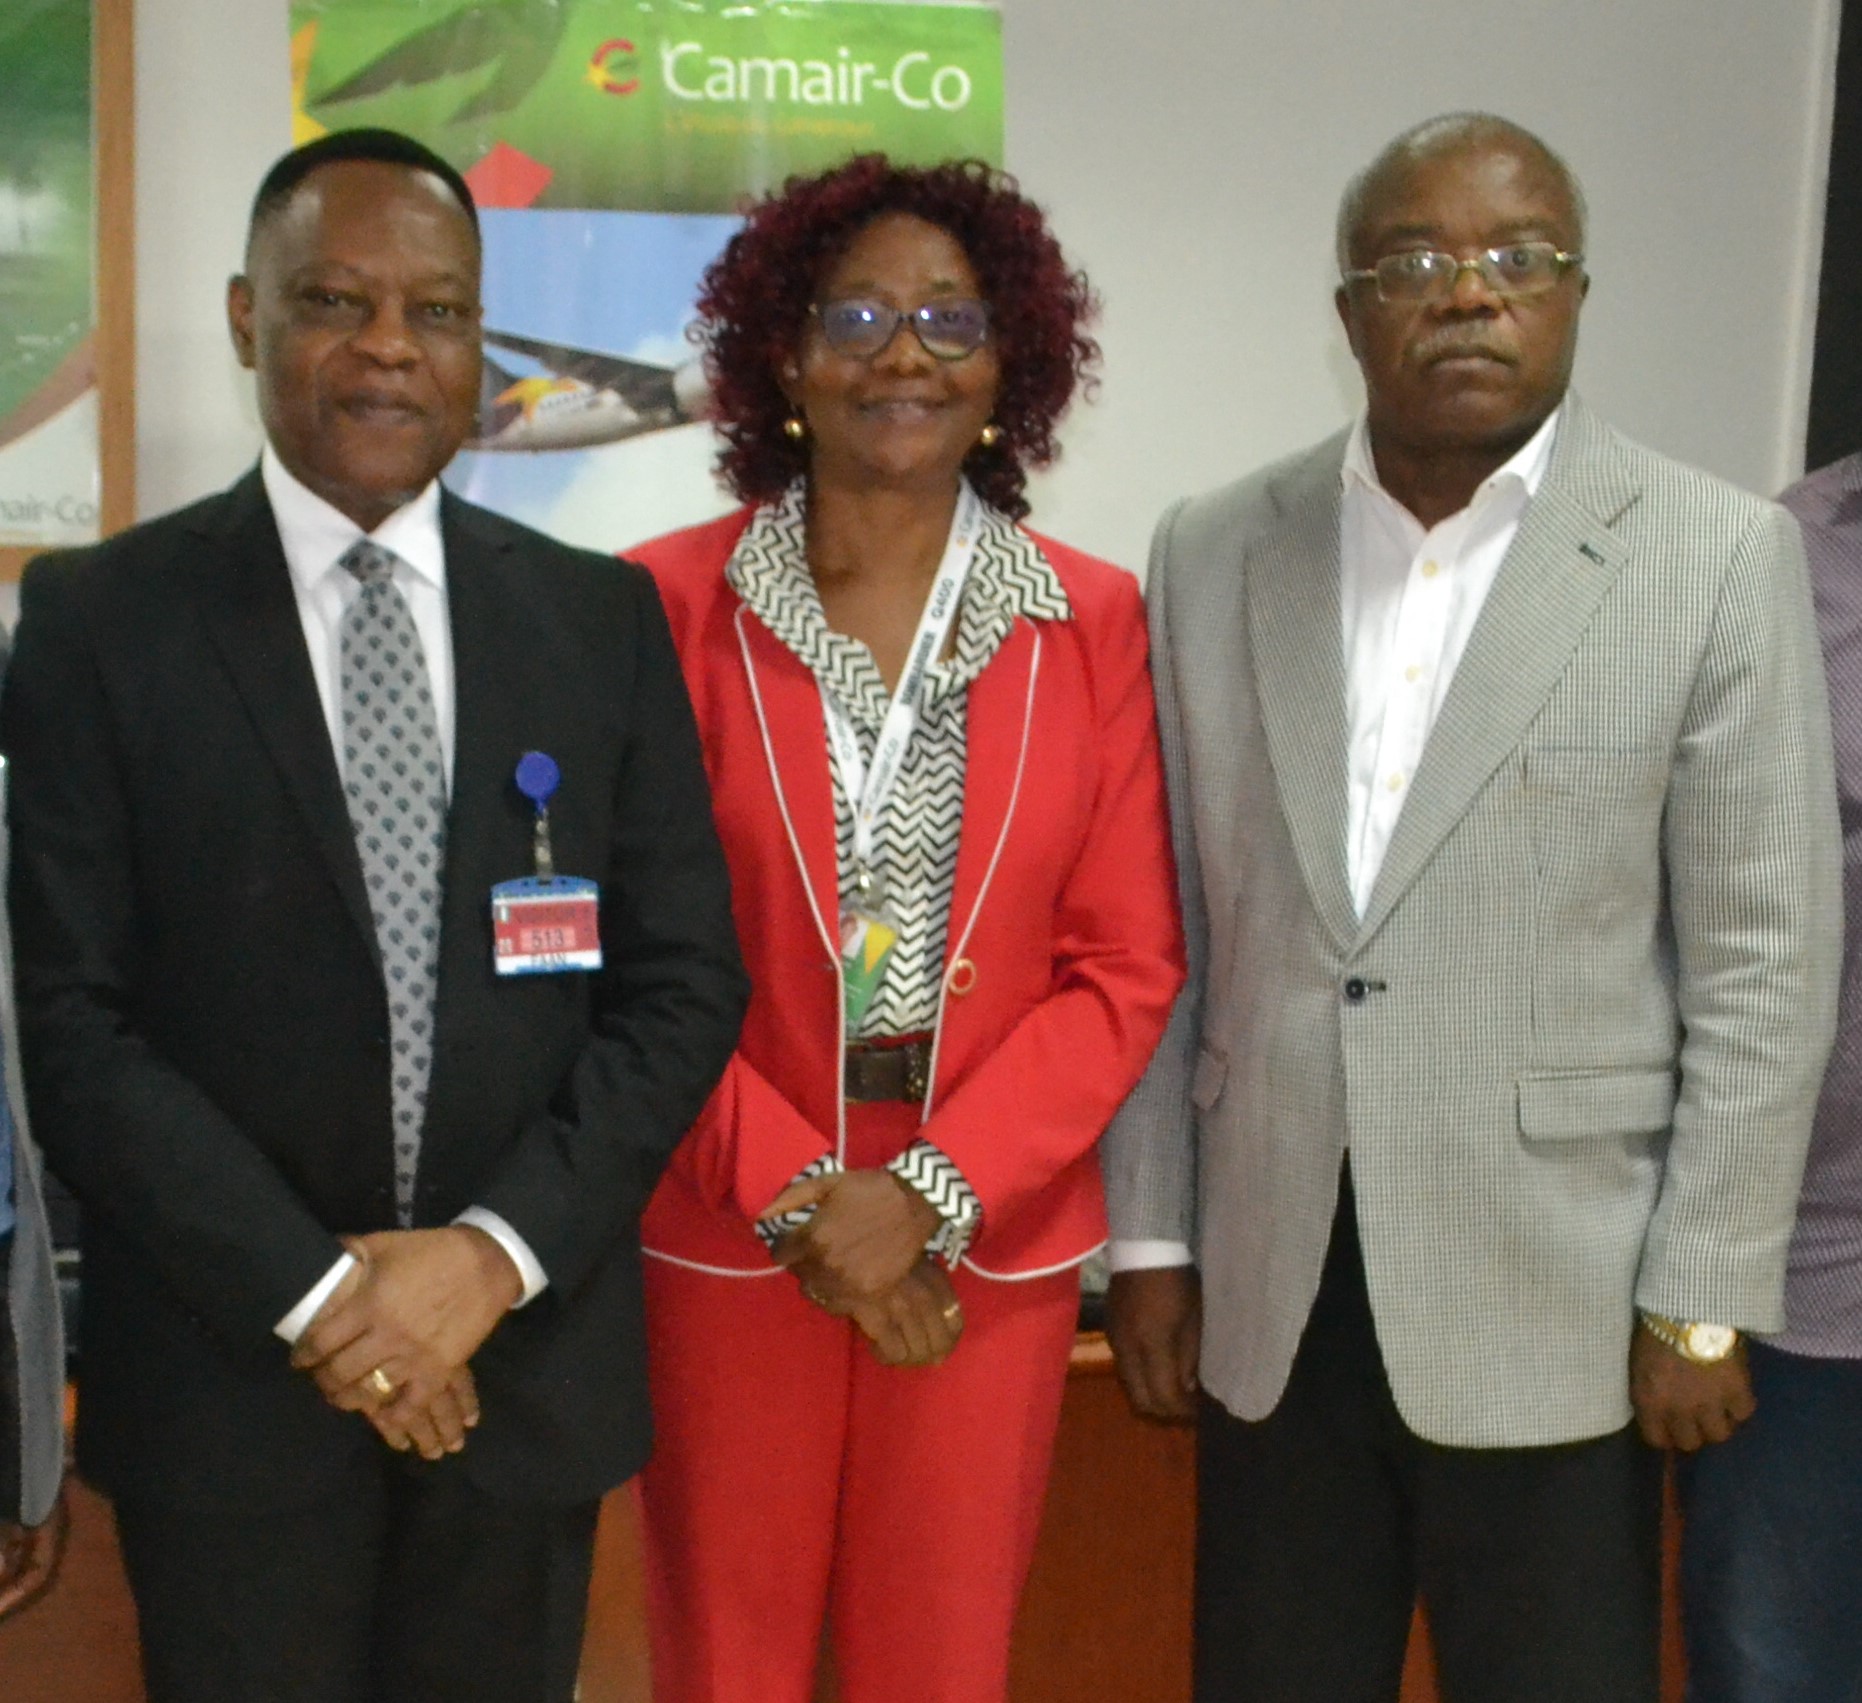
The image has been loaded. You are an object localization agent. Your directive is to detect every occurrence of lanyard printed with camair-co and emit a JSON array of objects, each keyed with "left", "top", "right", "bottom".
[{"left": 821, "top": 481, "right": 981, "bottom": 1032}]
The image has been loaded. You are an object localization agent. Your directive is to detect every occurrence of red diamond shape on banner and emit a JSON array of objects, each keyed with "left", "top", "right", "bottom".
[{"left": 464, "top": 143, "right": 553, "bottom": 210}]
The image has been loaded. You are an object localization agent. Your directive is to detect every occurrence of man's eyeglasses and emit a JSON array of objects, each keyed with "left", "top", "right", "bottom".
[
  {"left": 810, "top": 296, "right": 991, "bottom": 361},
  {"left": 1343, "top": 242, "right": 1585, "bottom": 304}
]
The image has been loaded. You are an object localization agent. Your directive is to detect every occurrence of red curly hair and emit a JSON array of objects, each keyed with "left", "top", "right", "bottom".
[{"left": 694, "top": 154, "right": 1099, "bottom": 521}]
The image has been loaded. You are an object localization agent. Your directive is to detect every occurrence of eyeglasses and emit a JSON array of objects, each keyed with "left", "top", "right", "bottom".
[
  {"left": 1343, "top": 242, "right": 1584, "bottom": 304},
  {"left": 809, "top": 296, "right": 991, "bottom": 361}
]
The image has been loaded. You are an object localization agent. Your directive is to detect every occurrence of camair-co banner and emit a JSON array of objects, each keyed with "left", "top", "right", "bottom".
[
  {"left": 0, "top": 0, "right": 101, "bottom": 550},
  {"left": 289, "top": 0, "right": 1003, "bottom": 550}
]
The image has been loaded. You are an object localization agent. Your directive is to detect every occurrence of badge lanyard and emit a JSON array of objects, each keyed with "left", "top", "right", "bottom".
[
  {"left": 490, "top": 750, "right": 604, "bottom": 976},
  {"left": 824, "top": 482, "right": 982, "bottom": 1033}
]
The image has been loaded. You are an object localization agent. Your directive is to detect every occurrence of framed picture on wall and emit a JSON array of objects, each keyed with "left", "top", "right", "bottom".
[{"left": 0, "top": 0, "right": 134, "bottom": 581}]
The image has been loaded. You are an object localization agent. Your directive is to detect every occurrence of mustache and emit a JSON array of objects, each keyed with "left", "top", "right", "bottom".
[{"left": 1413, "top": 328, "right": 1515, "bottom": 365}]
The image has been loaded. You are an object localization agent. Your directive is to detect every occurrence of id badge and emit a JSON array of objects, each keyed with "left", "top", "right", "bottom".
[
  {"left": 492, "top": 876, "right": 602, "bottom": 975},
  {"left": 840, "top": 903, "right": 899, "bottom": 1034}
]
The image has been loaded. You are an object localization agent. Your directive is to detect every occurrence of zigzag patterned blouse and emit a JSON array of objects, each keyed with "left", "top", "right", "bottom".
[{"left": 726, "top": 482, "right": 1072, "bottom": 1038}]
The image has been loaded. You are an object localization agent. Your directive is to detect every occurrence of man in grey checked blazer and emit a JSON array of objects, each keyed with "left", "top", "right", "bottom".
[
  {"left": 1102, "top": 113, "right": 1843, "bottom": 1702},
  {"left": 0, "top": 1073, "right": 63, "bottom": 1625},
  {"left": 1, "top": 700, "right": 65, "bottom": 1618}
]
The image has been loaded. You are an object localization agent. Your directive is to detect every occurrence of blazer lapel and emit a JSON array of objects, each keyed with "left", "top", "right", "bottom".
[
  {"left": 1248, "top": 438, "right": 1359, "bottom": 951},
  {"left": 191, "top": 471, "right": 380, "bottom": 967},
  {"left": 1355, "top": 397, "right": 1636, "bottom": 942},
  {"left": 435, "top": 496, "right": 526, "bottom": 962},
  {"left": 946, "top": 619, "right": 1037, "bottom": 955},
  {"left": 736, "top": 607, "right": 842, "bottom": 954}
]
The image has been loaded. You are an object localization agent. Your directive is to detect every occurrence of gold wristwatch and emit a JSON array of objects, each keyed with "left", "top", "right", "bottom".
[{"left": 1639, "top": 1311, "right": 1740, "bottom": 1364}]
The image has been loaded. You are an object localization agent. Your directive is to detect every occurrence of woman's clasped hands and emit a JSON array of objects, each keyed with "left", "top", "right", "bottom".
[{"left": 763, "top": 1168, "right": 964, "bottom": 1366}]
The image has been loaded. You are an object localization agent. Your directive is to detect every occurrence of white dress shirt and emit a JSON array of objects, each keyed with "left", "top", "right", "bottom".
[
  {"left": 261, "top": 448, "right": 547, "bottom": 1340},
  {"left": 1109, "top": 407, "right": 1562, "bottom": 1275}
]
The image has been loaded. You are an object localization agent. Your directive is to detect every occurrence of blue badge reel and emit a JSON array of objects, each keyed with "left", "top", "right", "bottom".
[{"left": 491, "top": 751, "right": 602, "bottom": 976}]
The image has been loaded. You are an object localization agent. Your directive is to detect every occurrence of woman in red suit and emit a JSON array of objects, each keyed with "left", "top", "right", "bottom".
[{"left": 631, "top": 155, "right": 1184, "bottom": 1703}]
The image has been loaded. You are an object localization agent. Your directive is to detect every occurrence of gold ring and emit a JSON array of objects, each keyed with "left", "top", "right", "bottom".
[
  {"left": 366, "top": 1367, "right": 396, "bottom": 1401},
  {"left": 942, "top": 1302, "right": 962, "bottom": 1323}
]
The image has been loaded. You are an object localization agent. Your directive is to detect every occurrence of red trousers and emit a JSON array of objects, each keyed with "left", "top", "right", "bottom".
[{"left": 640, "top": 1105, "right": 1082, "bottom": 1703}]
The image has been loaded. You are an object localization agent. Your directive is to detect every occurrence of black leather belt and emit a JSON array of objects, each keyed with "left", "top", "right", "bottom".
[{"left": 843, "top": 1036, "right": 933, "bottom": 1104}]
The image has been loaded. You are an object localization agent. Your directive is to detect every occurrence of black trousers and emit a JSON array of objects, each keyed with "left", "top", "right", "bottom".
[
  {"left": 1195, "top": 1172, "right": 1663, "bottom": 1703},
  {"left": 112, "top": 1438, "right": 600, "bottom": 1703}
]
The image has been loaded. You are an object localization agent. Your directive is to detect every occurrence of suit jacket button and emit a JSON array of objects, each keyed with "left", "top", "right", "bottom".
[
  {"left": 1343, "top": 977, "right": 1367, "bottom": 1003},
  {"left": 948, "top": 957, "right": 977, "bottom": 996}
]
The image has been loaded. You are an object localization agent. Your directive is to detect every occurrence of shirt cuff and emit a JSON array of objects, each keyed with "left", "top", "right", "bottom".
[
  {"left": 455, "top": 1206, "right": 549, "bottom": 1306},
  {"left": 753, "top": 1154, "right": 843, "bottom": 1250},
  {"left": 274, "top": 1252, "right": 356, "bottom": 1343},
  {"left": 887, "top": 1139, "right": 982, "bottom": 1267},
  {"left": 1107, "top": 1239, "right": 1195, "bottom": 1273}
]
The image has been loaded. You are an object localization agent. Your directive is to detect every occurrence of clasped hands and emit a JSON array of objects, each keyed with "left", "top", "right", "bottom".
[
  {"left": 763, "top": 1169, "right": 963, "bottom": 1367},
  {"left": 290, "top": 1225, "right": 522, "bottom": 1462}
]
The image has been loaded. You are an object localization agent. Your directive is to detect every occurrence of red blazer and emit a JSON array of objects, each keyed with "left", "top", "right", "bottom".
[{"left": 635, "top": 506, "right": 1185, "bottom": 1279}]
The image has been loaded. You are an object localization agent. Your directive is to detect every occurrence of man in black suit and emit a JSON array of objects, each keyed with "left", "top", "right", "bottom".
[{"left": 0, "top": 128, "right": 747, "bottom": 1702}]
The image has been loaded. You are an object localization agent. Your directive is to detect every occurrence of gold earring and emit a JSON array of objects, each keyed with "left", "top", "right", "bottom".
[
  {"left": 977, "top": 423, "right": 1002, "bottom": 448},
  {"left": 783, "top": 415, "right": 807, "bottom": 441}
]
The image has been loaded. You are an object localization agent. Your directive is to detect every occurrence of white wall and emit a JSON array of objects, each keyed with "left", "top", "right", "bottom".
[
  {"left": 1003, "top": 0, "right": 1841, "bottom": 571},
  {"left": 133, "top": 0, "right": 1840, "bottom": 578},
  {"left": 135, "top": 0, "right": 292, "bottom": 518}
]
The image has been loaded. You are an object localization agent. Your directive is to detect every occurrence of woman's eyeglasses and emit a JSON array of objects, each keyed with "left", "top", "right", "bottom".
[{"left": 810, "top": 296, "right": 991, "bottom": 361}]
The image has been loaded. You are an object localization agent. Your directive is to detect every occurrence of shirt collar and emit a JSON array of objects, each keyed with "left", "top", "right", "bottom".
[
  {"left": 1341, "top": 401, "right": 1562, "bottom": 515},
  {"left": 260, "top": 443, "right": 447, "bottom": 596},
  {"left": 970, "top": 499, "right": 1072, "bottom": 625}
]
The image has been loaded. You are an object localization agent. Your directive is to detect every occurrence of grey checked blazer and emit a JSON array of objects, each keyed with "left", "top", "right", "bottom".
[
  {"left": 3, "top": 778, "right": 65, "bottom": 1527},
  {"left": 1102, "top": 395, "right": 1844, "bottom": 1448}
]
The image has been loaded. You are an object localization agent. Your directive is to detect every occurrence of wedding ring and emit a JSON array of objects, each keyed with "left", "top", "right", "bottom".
[
  {"left": 366, "top": 1367, "right": 397, "bottom": 1402},
  {"left": 942, "top": 1302, "right": 963, "bottom": 1323}
]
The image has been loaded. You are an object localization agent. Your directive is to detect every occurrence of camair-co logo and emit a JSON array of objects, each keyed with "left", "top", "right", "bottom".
[
  {"left": 588, "top": 37, "right": 642, "bottom": 96},
  {"left": 661, "top": 42, "right": 976, "bottom": 111}
]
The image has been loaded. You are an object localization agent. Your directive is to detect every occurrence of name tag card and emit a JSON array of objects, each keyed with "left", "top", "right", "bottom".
[{"left": 491, "top": 876, "right": 602, "bottom": 975}]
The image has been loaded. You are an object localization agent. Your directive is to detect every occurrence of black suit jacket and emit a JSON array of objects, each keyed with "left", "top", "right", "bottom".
[{"left": 0, "top": 470, "right": 747, "bottom": 1506}]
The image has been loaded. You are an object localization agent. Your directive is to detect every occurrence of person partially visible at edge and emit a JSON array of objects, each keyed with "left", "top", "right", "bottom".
[
  {"left": 0, "top": 127, "right": 746, "bottom": 1703},
  {"left": 0, "top": 624, "right": 67, "bottom": 1623},
  {"left": 1677, "top": 449, "right": 1862, "bottom": 1703},
  {"left": 1100, "top": 111, "right": 1841, "bottom": 1703},
  {"left": 627, "top": 153, "right": 1185, "bottom": 1703}
]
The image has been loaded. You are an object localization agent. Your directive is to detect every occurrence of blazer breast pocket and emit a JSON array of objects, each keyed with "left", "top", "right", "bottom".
[
  {"left": 1522, "top": 743, "right": 1667, "bottom": 889},
  {"left": 1521, "top": 744, "right": 1672, "bottom": 1054},
  {"left": 1523, "top": 743, "right": 1667, "bottom": 806}
]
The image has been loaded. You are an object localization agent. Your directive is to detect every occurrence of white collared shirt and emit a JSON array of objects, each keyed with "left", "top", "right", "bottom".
[
  {"left": 260, "top": 448, "right": 546, "bottom": 1339},
  {"left": 262, "top": 446, "right": 457, "bottom": 784},
  {"left": 1339, "top": 407, "right": 1558, "bottom": 914},
  {"left": 1109, "top": 406, "right": 1562, "bottom": 1276}
]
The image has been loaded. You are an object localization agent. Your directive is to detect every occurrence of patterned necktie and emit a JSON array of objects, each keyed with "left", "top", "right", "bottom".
[{"left": 338, "top": 539, "right": 447, "bottom": 1227}]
